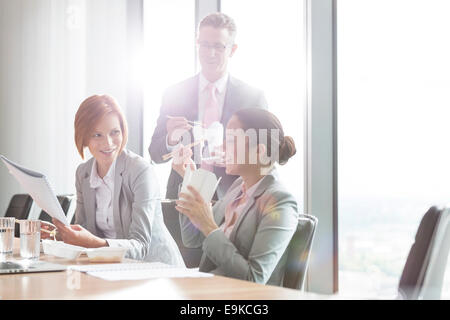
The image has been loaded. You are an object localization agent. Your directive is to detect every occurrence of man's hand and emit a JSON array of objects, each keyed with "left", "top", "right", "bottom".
[{"left": 166, "top": 116, "right": 192, "bottom": 146}]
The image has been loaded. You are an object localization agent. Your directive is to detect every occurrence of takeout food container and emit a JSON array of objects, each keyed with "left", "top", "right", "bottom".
[
  {"left": 85, "top": 247, "right": 127, "bottom": 263},
  {"left": 41, "top": 240, "right": 85, "bottom": 260}
]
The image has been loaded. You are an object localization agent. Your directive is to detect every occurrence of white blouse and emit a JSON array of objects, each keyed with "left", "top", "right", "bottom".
[{"left": 89, "top": 159, "right": 116, "bottom": 239}]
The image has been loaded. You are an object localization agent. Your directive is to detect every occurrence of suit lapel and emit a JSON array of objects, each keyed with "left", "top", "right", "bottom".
[
  {"left": 200, "top": 174, "right": 276, "bottom": 272},
  {"left": 199, "top": 180, "right": 242, "bottom": 272},
  {"left": 187, "top": 75, "right": 202, "bottom": 166},
  {"left": 214, "top": 181, "right": 243, "bottom": 227},
  {"left": 221, "top": 75, "right": 240, "bottom": 126},
  {"left": 113, "top": 150, "right": 126, "bottom": 238},
  {"left": 82, "top": 159, "right": 97, "bottom": 235},
  {"left": 185, "top": 75, "right": 199, "bottom": 121},
  {"left": 228, "top": 174, "right": 276, "bottom": 242}
]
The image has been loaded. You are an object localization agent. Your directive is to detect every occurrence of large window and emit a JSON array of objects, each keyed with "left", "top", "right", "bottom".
[
  {"left": 338, "top": 0, "right": 450, "bottom": 297},
  {"left": 142, "top": 0, "right": 195, "bottom": 195},
  {"left": 221, "top": 0, "right": 305, "bottom": 211}
]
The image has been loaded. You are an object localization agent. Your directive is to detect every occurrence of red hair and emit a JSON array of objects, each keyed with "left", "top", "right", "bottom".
[{"left": 74, "top": 94, "right": 128, "bottom": 159}]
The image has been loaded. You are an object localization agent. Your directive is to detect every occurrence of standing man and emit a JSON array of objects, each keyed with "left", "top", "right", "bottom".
[{"left": 149, "top": 12, "right": 267, "bottom": 267}]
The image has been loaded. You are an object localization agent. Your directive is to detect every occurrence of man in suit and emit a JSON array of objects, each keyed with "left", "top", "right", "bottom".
[{"left": 148, "top": 12, "right": 268, "bottom": 267}]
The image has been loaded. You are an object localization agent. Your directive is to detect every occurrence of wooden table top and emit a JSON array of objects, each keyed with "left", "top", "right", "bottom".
[{"left": 0, "top": 238, "right": 326, "bottom": 300}]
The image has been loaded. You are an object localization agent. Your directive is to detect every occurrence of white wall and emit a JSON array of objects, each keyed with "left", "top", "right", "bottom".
[{"left": 0, "top": 0, "right": 141, "bottom": 216}]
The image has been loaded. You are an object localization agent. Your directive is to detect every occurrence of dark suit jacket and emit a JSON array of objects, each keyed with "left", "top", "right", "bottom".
[
  {"left": 148, "top": 74, "right": 267, "bottom": 267},
  {"left": 149, "top": 74, "right": 268, "bottom": 200}
]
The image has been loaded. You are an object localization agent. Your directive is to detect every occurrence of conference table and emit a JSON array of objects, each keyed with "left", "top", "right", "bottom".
[{"left": 0, "top": 238, "right": 328, "bottom": 300}]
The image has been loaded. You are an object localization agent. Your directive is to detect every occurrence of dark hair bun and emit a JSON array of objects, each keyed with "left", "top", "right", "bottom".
[{"left": 279, "top": 136, "right": 296, "bottom": 165}]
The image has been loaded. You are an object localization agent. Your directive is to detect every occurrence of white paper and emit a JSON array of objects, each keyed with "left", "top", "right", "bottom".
[
  {"left": 86, "top": 269, "right": 213, "bottom": 281},
  {"left": 0, "top": 155, "right": 68, "bottom": 225},
  {"left": 69, "top": 262, "right": 171, "bottom": 272},
  {"left": 180, "top": 167, "right": 221, "bottom": 203},
  {"left": 69, "top": 262, "right": 213, "bottom": 281}
]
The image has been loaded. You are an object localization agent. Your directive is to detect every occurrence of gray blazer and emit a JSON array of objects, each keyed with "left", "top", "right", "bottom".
[
  {"left": 179, "top": 170, "right": 299, "bottom": 285},
  {"left": 74, "top": 149, "right": 184, "bottom": 266}
]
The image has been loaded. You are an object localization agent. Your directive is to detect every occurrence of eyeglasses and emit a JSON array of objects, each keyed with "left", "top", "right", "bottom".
[{"left": 198, "top": 41, "right": 232, "bottom": 53}]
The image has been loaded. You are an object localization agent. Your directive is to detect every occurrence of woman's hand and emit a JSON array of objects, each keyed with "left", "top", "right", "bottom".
[
  {"left": 175, "top": 185, "right": 218, "bottom": 237},
  {"left": 40, "top": 221, "right": 58, "bottom": 240},
  {"left": 172, "top": 145, "right": 196, "bottom": 178},
  {"left": 52, "top": 218, "right": 108, "bottom": 248}
]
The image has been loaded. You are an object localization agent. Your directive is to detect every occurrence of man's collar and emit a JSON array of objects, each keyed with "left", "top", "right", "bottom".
[{"left": 199, "top": 72, "right": 229, "bottom": 94}]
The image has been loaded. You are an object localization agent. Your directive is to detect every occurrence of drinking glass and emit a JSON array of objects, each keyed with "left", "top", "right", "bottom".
[
  {"left": 19, "top": 220, "right": 41, "bottom": 259},
  {"left": 0, "top": 217, "right": 15, "bottom": 257}
]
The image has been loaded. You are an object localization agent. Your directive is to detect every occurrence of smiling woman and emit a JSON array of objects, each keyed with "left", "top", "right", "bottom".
[
  {"left": 74, "top": 95, "right": 128, "bottom": 178},
  {"left": 42, "top": 94, "right": 185, "bottom": 266}
]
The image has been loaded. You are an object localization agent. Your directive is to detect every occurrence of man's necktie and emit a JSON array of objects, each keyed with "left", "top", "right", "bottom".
[{"left": 201, "top": 82, "right": 220, "bottom": 171}]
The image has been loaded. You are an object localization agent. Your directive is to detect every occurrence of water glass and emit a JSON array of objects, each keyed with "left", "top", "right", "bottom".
[
  {"left": 0, "top": 217, "right": 15, "bottom": 256},
  {"left": 19, "top": 220, "right": 41, "bottom": 259}
]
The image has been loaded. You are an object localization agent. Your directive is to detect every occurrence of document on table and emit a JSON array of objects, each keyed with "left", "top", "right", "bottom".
[
  {"left": 0, "top": 155, "right": 68, "bottom": 225},
  {"left": 69, "top": 262, "right": 213, "bottom": 281}
]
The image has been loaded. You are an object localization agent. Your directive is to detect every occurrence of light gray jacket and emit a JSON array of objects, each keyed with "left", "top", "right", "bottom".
[
  {"left": 179, "top": 170, "right": 298, "bottom": 285},
  {"left": 74, "top": 149, "right": 184, "bottom": 266}
]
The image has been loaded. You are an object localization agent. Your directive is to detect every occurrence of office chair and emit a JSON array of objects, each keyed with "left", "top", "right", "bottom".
[
  {"left": 283, "top": 214, "right": 318, "bottom": 290},
  {"left": 397, "top": 206, "right": 450, "bottom": 300},
  {"left": 419, "top": 207, "right": 450, "bottom": 299},
  {"left": 4, "top": 194, "right": 34, "bottom": 237},
  {"left": 39, "top": 194, "right": 75, "bottom": 224}
]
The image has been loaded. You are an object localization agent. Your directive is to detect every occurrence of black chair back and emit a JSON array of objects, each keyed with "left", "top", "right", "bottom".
[
  {"left": 283, "top": 214, "right": 318, "bottom": 290},
  {"left": 39, "top": 194, "right": 75, "bottom": 224},
  {"left": 4, "top": 194, "right": 33, "bottom": 237},
  {"left": 398, "top": 206, "right": 443, "bottom": 300}
]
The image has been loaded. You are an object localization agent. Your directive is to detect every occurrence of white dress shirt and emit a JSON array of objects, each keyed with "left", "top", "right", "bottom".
[
  {"left": 166, "top": 72, "right": 229, "bottom": 151},
  {"left": 197, "top": 72, "right": 228, "bottom": 122},
  {"left": 90, "top": 159, "right": 117, "bottom": 239}
]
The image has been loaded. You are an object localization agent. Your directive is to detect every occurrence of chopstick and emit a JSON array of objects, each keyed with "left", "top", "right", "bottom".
[
  {"left": 157, "top": 198, "right": 217, "bottom": 205},
  {"left": 15, "top": 220, "right": 56, "bottom": 234},
  {"left": 162, "top": 139, "right": 204, "bottom": 161},
  {"left": 166, "top": 115, "right": 205, "bottom": 127}
]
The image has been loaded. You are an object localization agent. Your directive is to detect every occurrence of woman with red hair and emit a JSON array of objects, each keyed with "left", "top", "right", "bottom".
[{"left": 47, "top": 94, "right": 184, "bottom": 266}]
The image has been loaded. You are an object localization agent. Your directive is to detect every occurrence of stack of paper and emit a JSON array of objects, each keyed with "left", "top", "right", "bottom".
[{"left": 69, "top": 262, "right": 213, "bottom": 281}]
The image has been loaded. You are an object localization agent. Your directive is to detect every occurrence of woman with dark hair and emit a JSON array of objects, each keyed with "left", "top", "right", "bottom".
[{"left": 173, "top": 108, "right": 298, "bottom": 285}]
